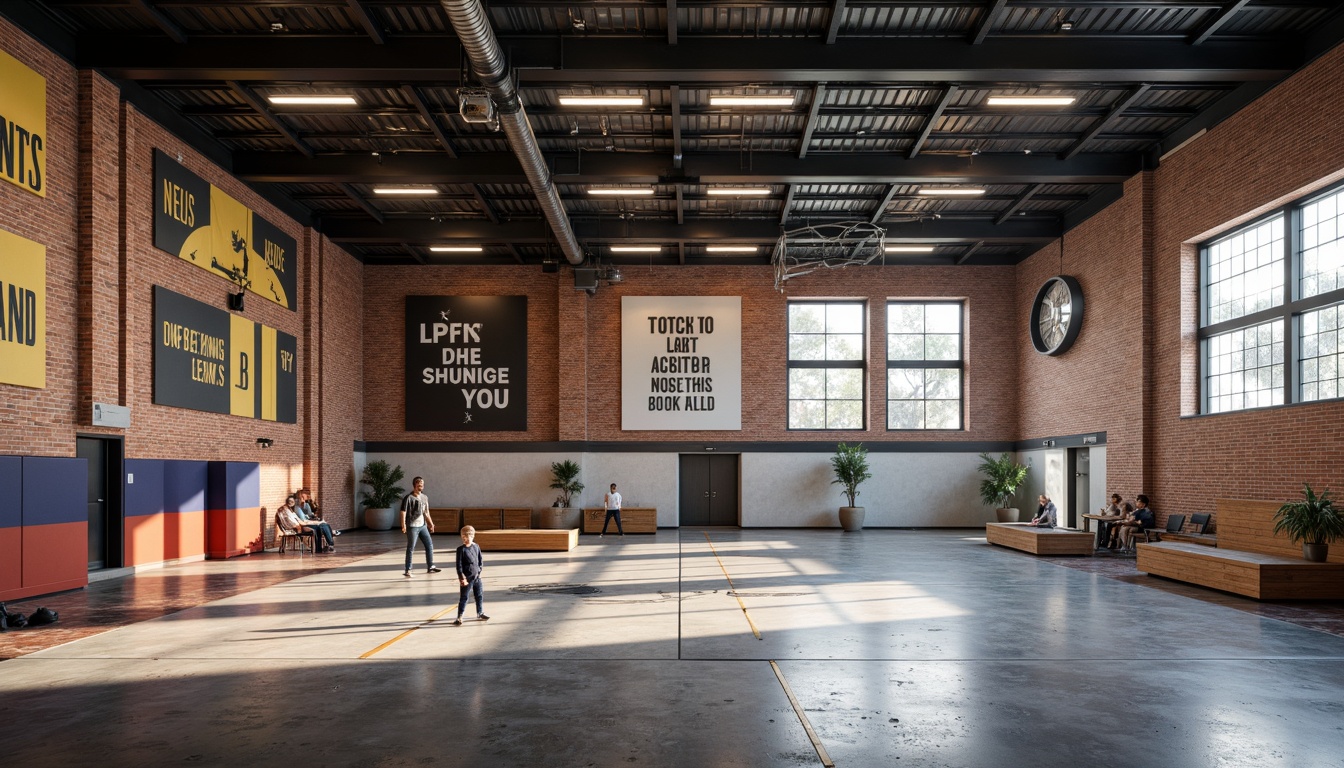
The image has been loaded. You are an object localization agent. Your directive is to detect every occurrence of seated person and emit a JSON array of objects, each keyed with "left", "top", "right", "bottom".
[
  {"left": 1095, "top": 493, "right": 1124, "bottom": 548},
  {"left": 276, "top": 496, "right": 318, "bottom": 551},
  {"left": 1113, "top": 495, "right": 1156, "bottom": 550},
  {"left": 295, "top": 488, "right": 337, "bottom": 535},
  {"left": 1029, "top": 495, "right": 1057, "bottom": 528},
  {"left": 278, "top": 495, "right": 336, "bottom": 553}
]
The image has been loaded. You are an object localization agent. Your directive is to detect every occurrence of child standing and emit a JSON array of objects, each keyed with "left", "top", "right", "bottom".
[{"left": 453, "top": 526, "right": 490, "bottom": 625}]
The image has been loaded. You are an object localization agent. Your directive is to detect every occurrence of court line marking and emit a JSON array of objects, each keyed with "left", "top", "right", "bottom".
[
  {"left": 359, "top": 605, "right": 458, "bottom": 659},
  {"left": 771, "top": 660, "right": 836, "bottom": 768},
  {"left": 703, "top": 532, "right": 762, "bottom": 640}
]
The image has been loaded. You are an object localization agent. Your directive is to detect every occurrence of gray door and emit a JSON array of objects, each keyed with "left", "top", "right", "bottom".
[
  {"left": 678, "top": 454, "right": 739, "bottom": 526},
  {"left": 77, "top": 437, "right": 107, "bottom": 569},
  {"left": 1069, "top": 447, "right": 1091, "bottom": 530}
]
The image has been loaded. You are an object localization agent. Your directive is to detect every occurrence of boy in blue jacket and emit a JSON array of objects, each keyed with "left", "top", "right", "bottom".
[{"left": 453, "top": 526, "right": 490, "bottom": 625}]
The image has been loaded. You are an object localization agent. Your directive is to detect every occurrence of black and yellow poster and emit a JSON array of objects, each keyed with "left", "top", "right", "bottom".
[
  {"left": 154, "top": 286, "right": 296, "bottom": 423},
  {"left": 0, "top": 48, "right": 46, "bottom": 197},
  {"left": 153, "top": 150, "right": 297, "bottom": 311},
  {"left": 0, "top": 229, "right": 46, "bottom": 388}
]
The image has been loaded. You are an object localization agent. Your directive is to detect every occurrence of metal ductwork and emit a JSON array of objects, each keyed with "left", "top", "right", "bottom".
[{"left": 439, "top": 0, "right": 586, "bottom": 266}]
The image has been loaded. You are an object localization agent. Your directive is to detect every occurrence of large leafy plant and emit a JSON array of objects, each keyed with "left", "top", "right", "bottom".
[
  {"left": 359, "top": 459, "right": 406, "bottom": 509},
  {"left": 831, "top": 443, "right": 872, "bottom": 508},
  {"left": 1273, "top": 484, "right": 1344, "bottom": 545},
  {"left": 550, "top": 460, "right": 585, "bottom": 507},
  {"left": 977, "top": 452, "right": 1029, "bottom": 509}
]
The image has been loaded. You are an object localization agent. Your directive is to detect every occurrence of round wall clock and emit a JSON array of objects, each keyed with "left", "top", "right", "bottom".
[{"left": 1029, "top": 275, "right": 1084, "bottom": 355}]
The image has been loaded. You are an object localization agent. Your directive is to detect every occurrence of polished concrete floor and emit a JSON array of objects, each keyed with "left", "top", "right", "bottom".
[{"left": 3, "top": 529, "right": 1344, "bottom": 767}]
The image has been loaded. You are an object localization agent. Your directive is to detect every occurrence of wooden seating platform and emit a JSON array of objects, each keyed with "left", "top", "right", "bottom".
[
  {"left": 1137, "top": 540, "right": 1344, "bottom": 599},
  {"left": 472, "top": 528, "right": 578, "bottom": 552},
  {"left": 985, "top": 523, "right": 1095, "bottom": 556},
  {"left": 582, "top": 507, "right": 657, "bottom": 534},
  {"left": 1158, "top": 532, "right": 1217, "bottom": 547}
]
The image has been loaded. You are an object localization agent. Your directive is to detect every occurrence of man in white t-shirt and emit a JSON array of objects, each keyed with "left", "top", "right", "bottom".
[{"left": 601, "top": 483, "right": 624, "bottom": 537}]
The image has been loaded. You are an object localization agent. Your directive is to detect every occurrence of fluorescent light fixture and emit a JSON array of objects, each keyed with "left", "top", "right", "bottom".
[
  {"left": 710, "top": 95, "right": 795, "bottom": 107},
  {"left": 884, "top": 245, "right": 936, "bottom": 253},
  {"left": 429, "top": 246, "right": 484, "bottom": 253},
  {"left": 587, "top": 188, "right": 655, "bottom": 196},
  {"left": 707, "top": 187, "right": 771, "bottom": 196},
  {"left": 705, "top": 246, "right": 759, "bottom": 253},
  {"left": 559, "top": 96, "right": 645, "bottom": 106},
  {"left": 267, "top": 95, "right": 358, "bottom": 105},
  {"left": 610, "top": 246, "right": 662, "bottom": 253},
  {"left": 373, "top": 187, "right": 439, "bottom": 196},
  {"left": 986, "top": 96, "right": 1076, "bottom": 106},
  {"left": 917, "top": 187, "right": 986, "bottom": 196}
]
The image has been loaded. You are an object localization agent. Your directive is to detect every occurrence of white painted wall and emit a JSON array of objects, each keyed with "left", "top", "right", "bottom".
[{"left": 358, "top": 450, "right": 994, "bottom": 528}]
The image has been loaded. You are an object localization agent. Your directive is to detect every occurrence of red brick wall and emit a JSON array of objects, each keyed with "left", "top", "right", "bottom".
[{"left": 363, "top": 264, "right": 1019, "bottom": 443}]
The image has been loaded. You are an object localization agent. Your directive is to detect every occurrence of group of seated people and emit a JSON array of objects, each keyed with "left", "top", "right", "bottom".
[
  {"left": 1095, "top": 493, "right": 1156, "bottom": 551},
  {"left": 275, "top": 488, "right": 340, "bottom": 553}
]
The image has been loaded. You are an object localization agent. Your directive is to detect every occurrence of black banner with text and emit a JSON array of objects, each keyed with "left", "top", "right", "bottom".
[{"left": 404, "top": 296, "right": 527, "bottom": 431}]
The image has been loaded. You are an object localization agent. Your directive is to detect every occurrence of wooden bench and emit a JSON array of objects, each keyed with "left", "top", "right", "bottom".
[
  {"left": 1158, "top": 532, "right": 1217, "bottom": 547},
  {"left": 985, "top": 522, "right": 1095, "bottom": 556},
  {"left": 1137, "top": 540, "right": 1344, "bottom": 599},
  {"left": 430, "top": 508, "right": 462, "bottom": 530},
  {"left": 473, "top": 528, "right": 578, "bottom": 552},
  {"left": 582, "top": 507, "right": 657, "bottom": 534},
  {"left": 460, "top": 508, "right": 533, "bottom": 531}
]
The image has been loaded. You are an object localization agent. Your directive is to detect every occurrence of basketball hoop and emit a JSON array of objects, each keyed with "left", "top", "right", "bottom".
[{"left": 772, "top": 221, "right": 887, "bottom": 291}]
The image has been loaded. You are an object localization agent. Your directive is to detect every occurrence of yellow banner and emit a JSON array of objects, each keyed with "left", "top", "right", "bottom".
[
  {"left": 0, "top": 48, "right": 47, "bottom": 198},
  {"left": 0, "top": 229, "right": 46, "bottom": 388},
  {"left": 229, "top": 314, "right": 255, "bottom": 419}
]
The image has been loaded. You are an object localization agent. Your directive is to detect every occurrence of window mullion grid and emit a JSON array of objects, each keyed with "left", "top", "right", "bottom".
[{"left": 1285, "top": 204, "right": 1299, "bottom": 404}]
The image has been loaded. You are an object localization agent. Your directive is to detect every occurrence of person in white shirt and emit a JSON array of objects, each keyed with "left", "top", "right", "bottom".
[{"left": 601, "top": 483, "right": 624, "bottom": 537}]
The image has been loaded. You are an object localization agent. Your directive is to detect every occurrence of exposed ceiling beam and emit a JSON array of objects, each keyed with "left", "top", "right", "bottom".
[
  {"left": 339, "top": 182, "right": 385, "bottom": 223},
  {"left": 666, "top": 0, "right": 677, "bottom": 45},
  {"left": 870, "top": 184, "right": 900, "bottom": 224},
  {"left": 797, "top": 83, "right": 826, "bottom": 159},
  {"left": 345, "top": 0, "right": 386, "bottom": 45},
  {"left": 970, "top": 0, "right": 1009, "bottom": 45},
  {"left": 670, "top": 84, "right": 683, "bottom": 169},
  {"left": 79, "top": 37, "right": 1300, "bottom": 84},
  {"left": 402, "top": 85, "right": 457, "bottom": 158},
  {"left": 234, "top": 151, "right": 1140, "bottom": 186},
  {"left": 506, "top": 243, "right": 525, "bottom": 265},
  {"left": 908, "top": 84, "right": 958, "bottom": 159},
  {"left": 130, "top": 0, "right": 187, "bottom": 44},
  {"left": 400, "top": 242, "right": 427, "bottom": 265},
  {"left": 675, "top": 184, "right": 684, "bottom": 226},
  {"left": 994, "top": 184, "right": 1042, "bottom": 225},
  {"left": 322, "top": 217, "right": 1061, "bottom": 244},
  {"left": 1060, "top": 84, "right": 1151, "bottom": 160},
  {"left": 226, "top": 80, "right": 314, "bottom": 158},
  {"left": 955, "top": 241, "right": 984, "bottom": 265},
  {"left": 1189, "top": 0, "right": 1253, "bottom": 46},
  {"left": 780, "top": 184, "right": 796, "bottom": 225},
  {"left": 825, "top": 0, "right": 847, "bottom": 45},
  {"left": 470, "top": 184, "right": 501, "bottom": 224}
]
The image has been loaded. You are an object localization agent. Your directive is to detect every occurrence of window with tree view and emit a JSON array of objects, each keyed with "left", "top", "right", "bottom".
[
  {"left": 887, "top": 302, "right": 963, "bottom": 430},
  {"left": 787, "top": 301, "right": 865, "bottom": 429}
]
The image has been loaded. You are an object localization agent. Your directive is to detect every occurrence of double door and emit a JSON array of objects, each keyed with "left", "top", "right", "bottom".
[{"left": 679, "top": 454, "right": 738, "bottom": 526}]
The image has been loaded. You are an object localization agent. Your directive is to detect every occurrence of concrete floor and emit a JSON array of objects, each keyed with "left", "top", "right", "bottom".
[{"left": 3, "top": 529, "right": 1344, "bottom": 767}]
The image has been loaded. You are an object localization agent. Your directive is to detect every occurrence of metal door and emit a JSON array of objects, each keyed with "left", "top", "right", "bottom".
[
  {"left": 678, "top": 454, "right": 739, "bottom": 526},
  {"left": 77, "top": 437, "right": 107, "bottom": 569}
]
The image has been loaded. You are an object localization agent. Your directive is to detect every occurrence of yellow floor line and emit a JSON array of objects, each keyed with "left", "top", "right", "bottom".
[
  {"left": 770, "top": 660, "right": 835, "bottom": 768},
  {"left": 359, "top": 606, "right": 458, "bottom": 659},
  {"left": 703, "top": 531, "right": 762, "bottom": 640}
]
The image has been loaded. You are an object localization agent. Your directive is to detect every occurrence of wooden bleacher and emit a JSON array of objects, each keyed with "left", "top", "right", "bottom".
[
  {"left": 985, "top": 522, "right": 1095, "bottom": 556},
  {"left": 1137, "top": 498, "right": 1344, "bottom": 599},
  {"left": 473, "top": 528, "right": 578, "bottom": 552},
  {"left": 582, "top": 507, "right": 657, "bottom": 534}
]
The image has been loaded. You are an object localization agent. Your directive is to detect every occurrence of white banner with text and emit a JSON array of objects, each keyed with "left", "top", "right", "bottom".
[{"left": 621, "top": 296, "right": 741, "bottom": 431}]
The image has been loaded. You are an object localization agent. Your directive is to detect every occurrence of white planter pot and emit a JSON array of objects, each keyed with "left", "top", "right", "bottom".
[
  {"left": 364, "top": 506, "right": 397, "bottom": 531},
  {"left": 995, "top": 507, "right": 1020, "bottom": 523},
  {"left": 839, "top": 506, "right": 865, "bottom": 532}
]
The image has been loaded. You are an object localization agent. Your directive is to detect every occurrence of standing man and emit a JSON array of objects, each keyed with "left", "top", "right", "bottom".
[
  {"left": 400, "top": 476, "right": 441, "bottom": 577},
  {"left": 601, "top": 482, "right": 624, "bottom": 537}
]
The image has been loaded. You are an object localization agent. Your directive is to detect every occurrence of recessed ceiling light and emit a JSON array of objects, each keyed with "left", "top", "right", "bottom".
[
  {"left": 373, "top": 187, "right": 439, "bottom": 195},
  {"left": 710, "top": 95, "right": 795, "bottom": 107},
  {"left": 884, "top": 245, "right": 937, "bottom": 253},
  {"left": 610, "top": 246, "right": 662, "bottom": 253},
  {"left": 587, "top": 188, "right": 655, "bottom": 196},
  {"left": 706, "top": 187, "right": 771, "bottom": 196},
  {"left": 986, "top": 96, "right": 1076, "bottom": 106},
  {"left": 705, "top": 246, "right": 759, "bottom": 253},
  {"left": 267, "top": 95, "right": 357, "bottom": 105},
  {"left": 429, "top": 246, "right": 484, "bottom": 253},
  {"left": 916, "top": 188, "right": 986, "bottom": 196},
  {"left": 559, "top": 96, "right": 646, "bottom": 106}
]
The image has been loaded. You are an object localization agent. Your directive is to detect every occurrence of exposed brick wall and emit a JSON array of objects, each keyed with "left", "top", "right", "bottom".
[
  {"left": 316, "top": 236, "right": 363, "bottom": 529},
  {"left": 363, "top": 264, "right": 1019, "bottom": 443}
]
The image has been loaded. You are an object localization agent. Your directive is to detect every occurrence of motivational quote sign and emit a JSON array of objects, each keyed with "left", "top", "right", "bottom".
[
  {"left": 621, "top": 296, "right": 741, "bottom": 431},
  {"left": 404, "top": 295, "right": 528, "bottom": 431}
]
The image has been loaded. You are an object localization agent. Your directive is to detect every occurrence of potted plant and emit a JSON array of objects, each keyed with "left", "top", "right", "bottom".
[
  {"left": 545, "top": 459, "right": 585, "bottom": 529},
  {"left": 1273, "top": 484, "right": 1343, "bottom": 562},
  {"left": 359, "top": 459, "right": 406, "bottom": 531},
  {"left": 978, "top": 452, "right": 1029, "bottom": 523},
  {"left": 831, "top": 442, "right": 872, "bottom": 532}
]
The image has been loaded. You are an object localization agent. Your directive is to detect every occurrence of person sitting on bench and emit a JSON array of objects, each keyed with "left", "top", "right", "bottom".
[
  {"left": 278, "top": 495, "right": 336, "bottom": 553},
  {"left": 1029, "top": 495, "right": 1058, "bottom": 528}
]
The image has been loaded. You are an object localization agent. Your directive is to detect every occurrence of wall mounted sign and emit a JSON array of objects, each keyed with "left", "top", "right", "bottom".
[
  {"left": 621, "top": 296, "right": 741, "bottom": 430},
  {"left": 0, "top": 229, "right": 46, "bottom": 388},
  {"left": 405, "top": 295, "right": 528, "bottom": 431},
  {"left": 153, "top": 150, "right": 297, "bottom": 311},
  {"left": 153, "top": 286, "right": 296, "bottom": 423},
  {"left": 0, "top": 48, "right": 46, "bottom": 198}
]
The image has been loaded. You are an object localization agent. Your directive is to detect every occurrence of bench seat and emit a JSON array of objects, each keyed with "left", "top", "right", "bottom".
[
  {"left": 473, "top": 528, "right": 578, "bottom": 552},
  {"left": 1137, "top": 540, "right": 1344, "bottom": 600},
  {"left": 582, "top": 508, "right": 657, "bottom": 534},
  {"left": 1158, "top": 531, "right": 1217, "bottom": 547},
  {"left": 985, "top": 523, "right": 1095, "bottom": 556}
]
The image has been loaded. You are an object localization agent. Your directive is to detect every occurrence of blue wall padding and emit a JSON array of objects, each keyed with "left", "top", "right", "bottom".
[
  {"left": 207, "top": 462, "right": 261, "bottom": 510},
  {"left": 0, "top": 456, "right": 21, "bottom": 529},
  {"left": 21, "top": 456, "right": 88, "bottom": 526},
  {"left": 125, "top": 459, "right": 166, "bottom": 518},
  {"left": 164, "top": 460, "right": 209, "bottom": 514}
]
